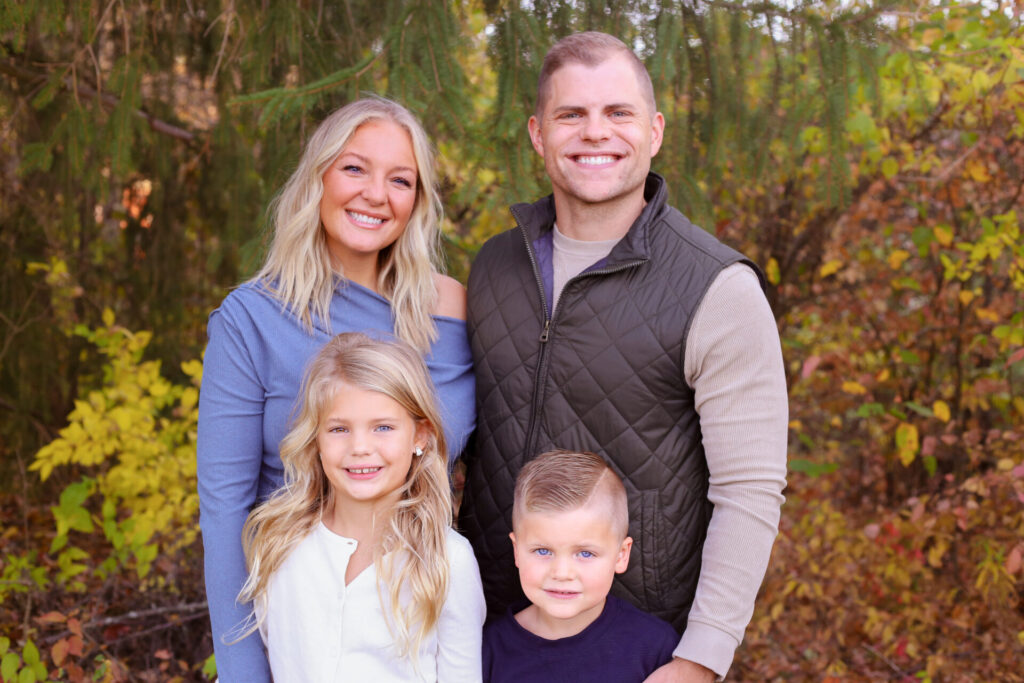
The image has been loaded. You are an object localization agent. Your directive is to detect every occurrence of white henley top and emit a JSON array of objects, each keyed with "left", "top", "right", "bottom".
[{"left": 256, "top": 523, "right": 486, "bottom": 682}]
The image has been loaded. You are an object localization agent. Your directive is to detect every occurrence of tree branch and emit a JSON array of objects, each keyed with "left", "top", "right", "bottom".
[{"left": 0, "top": 60, "right": 196, "bottom": 142}]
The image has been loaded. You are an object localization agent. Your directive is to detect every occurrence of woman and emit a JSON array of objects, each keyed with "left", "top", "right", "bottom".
[{"left": 197, "top": 97, "right": 475, "bottom": 682}]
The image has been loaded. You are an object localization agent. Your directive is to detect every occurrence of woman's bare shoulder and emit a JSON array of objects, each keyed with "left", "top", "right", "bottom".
[{"left": 432, "top": 273, "right": 467, "bottom": 321}]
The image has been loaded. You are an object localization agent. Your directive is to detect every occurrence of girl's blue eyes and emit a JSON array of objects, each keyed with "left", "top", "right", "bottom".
[{"left": 327, "top": 425, "right": 395, "bottom": 433}]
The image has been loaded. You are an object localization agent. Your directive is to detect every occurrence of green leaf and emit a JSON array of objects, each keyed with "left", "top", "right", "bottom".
[
  {"left": 905, "top": 401, "right": 934, "bottom": 418},
  {"left": 789, "top": 458, "right": 839, "bottom": 477},
  {"left": 856, "top": 402, "right": 885, "bottom": 418},
  {"left": 0, "top": 652, "right": 17, "bottom": 683}
]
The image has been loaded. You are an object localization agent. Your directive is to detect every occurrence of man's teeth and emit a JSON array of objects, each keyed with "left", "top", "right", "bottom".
[
  {"left": 348, "top": 467, "right": 381, "bottom": 474},
  {"left": 348, "top": 211, "right": 384, "bottom": 225},
  {"left": 576, "top": 155, "right": 616, "bottom": 165}
]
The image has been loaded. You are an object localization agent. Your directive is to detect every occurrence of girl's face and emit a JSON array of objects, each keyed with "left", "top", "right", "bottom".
[
  {"left": 319, "top": 119, "right": 419, "bottom": 276},
  {"left": 317, "top": 382, "right": 428, "bottom": 514}
]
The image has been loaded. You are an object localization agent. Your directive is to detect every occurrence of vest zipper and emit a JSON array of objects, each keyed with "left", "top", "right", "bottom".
[{"left": 514, "top": 209, "right": 647, "bottom": 459}]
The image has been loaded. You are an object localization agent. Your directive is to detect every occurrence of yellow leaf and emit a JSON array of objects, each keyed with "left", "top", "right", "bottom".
[
  {"left": 966, "top": 159, "right": 991, "bottom": 183},
  {"left": 887, "top": 249, "right": 911, "bottom": 270},
  {"left": 876, "top": 368, "right": 890, "bottom": 382},
  {"left": 102, "top": 308, "right": 115, "bottom": 327},
  {"left": 765, "top": 257, "right": 781, "bottom": 285},
  {"left": 819, "top": 259, "right": 843, "bottom": 278},
  {"left": 998, "top": 458, "right": 1014, "bottom": 471},
  {"left": 975, "top": 308, "right": 999, "bottom": 323},
  {"left": 958, "top": 290, "right": 975, "bottom": 306},
  {"left": 933, "top": 400, "right": 951, "bottom": 423},
  {"left": 896, "top": 422, "right": 919, "bottom": 466},
  {"left": 934, "top": 225, "right": 953, "bottom": 247},
  {"left": 842, "top": 381, "right": 867, "bottom": 395}
]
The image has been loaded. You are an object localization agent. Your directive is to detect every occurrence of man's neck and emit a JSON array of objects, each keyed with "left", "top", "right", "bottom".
[{"left": 551, "top": 191, "right": 645, "bottom": 242}]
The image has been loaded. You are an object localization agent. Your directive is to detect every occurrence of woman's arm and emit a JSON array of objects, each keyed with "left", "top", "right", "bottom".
[{"left": 197, "top": 305, "right": 272, "bottom": 682}]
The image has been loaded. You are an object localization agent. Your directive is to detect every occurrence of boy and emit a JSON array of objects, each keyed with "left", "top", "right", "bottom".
[{"left": 482, "top": 450, "right": 678, "bottom": 682}]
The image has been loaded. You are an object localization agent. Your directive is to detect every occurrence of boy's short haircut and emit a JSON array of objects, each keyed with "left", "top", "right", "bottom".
[{"left": 512, "top": 450, "right": 629, "bottom": 539}]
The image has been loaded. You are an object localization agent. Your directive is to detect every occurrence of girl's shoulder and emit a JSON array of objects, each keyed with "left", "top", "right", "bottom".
[
  {"left": 431, "top": 273, "right": 467, "bottom": 321},
  {"left": 444, "top": 529, "right": 478, "bottom": 569}
]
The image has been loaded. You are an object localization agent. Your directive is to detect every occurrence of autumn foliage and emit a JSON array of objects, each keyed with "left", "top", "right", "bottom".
[{"left": 1, "top": 1, "right": 1022, "bottom": 681}]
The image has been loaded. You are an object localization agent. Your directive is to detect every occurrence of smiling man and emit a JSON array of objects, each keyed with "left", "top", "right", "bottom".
[{"left": 461, "top": 32, "right": 789, "bottom": 681}]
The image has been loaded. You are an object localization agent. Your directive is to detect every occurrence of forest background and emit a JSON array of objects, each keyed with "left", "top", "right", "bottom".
[{"left": 1, "top": 0, "right": 1022, "bottom": 680}]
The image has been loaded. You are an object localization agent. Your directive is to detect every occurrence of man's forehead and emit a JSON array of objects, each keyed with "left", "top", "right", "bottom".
[{"left": 542, "top": 57, "right": 651, "bottom": 114}]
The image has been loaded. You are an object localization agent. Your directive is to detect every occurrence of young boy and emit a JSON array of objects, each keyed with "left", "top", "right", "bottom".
[{"left": 482, "top": 450, "right": 679, "bottom": 682}]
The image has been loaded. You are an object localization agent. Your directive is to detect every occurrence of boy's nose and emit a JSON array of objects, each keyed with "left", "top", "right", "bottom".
[{"left": 550, "top": 555, "right": 573, "bottom": 579}]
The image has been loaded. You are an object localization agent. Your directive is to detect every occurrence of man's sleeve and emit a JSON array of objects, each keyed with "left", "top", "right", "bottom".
[{"left": 675, "top": 263, "right": 788, "bottom": 679}]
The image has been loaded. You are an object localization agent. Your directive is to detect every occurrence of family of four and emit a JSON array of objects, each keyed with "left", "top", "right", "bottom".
[{"left": 197, "top": 31, "right": 788, "bottom": 682}]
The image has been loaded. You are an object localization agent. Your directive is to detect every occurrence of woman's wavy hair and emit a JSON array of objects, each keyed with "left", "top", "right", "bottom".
[
  {"left": 238, "top": 332, "right": 452, "bottom": 661},
  {"left": 251, "top": 96, "right": 444, "bottom": 351}
]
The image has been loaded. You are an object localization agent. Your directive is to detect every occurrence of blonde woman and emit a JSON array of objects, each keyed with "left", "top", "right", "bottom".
[
  {"left": 238, "top": 332, "right": 484, "bottom": 681},
  {"left": 197, "top": 98, "right": 475, "bottom": 681}
]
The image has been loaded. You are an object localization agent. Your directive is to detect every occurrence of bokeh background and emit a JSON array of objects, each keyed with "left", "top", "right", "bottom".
[{"left": 1, "top": 1, "right": 1022, "bottom": 680}]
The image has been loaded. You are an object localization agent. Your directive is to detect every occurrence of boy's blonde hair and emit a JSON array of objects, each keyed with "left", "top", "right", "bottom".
[
  {"left": 252, "top": 96, "right": 444, "bottom": 352},
  {"left": 512, "top": 450, "right": 629, "bottom": 539},
  {"left": 238, "top": 332, "right": 452, "bottom": 661}
]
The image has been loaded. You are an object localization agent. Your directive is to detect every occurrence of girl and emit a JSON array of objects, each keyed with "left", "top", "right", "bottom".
[
  {"left": 238, "top": 332, "right": 485, "bottom": 681},
  {"left": 197, "top": 97, "right": 475, "bottom": 680}
]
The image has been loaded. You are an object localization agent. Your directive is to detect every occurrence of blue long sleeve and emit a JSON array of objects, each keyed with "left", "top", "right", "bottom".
[{"left": 197, "top": 280, "right": 475, "bottom": 681}]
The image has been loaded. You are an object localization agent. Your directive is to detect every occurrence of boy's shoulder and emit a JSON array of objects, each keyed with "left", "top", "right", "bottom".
[{"left": 603, "top": 595, "right": 678, "bottom": 644}]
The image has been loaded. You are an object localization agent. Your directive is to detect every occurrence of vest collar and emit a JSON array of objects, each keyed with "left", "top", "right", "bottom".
[{"left": 510, "top": 172, "right": 669, "bottom": 266}]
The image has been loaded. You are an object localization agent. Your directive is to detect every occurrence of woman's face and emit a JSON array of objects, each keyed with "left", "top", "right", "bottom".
[{"left": 319, "top": 119, "right": 418, "bottom": 278}]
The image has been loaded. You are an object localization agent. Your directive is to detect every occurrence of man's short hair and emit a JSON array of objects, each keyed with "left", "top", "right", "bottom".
[
  {"left": 512, "top": 450, "right": 630, "bottom": 539},
  {"left": 534, "top": 31, "right": 657, "bottom": 120}
]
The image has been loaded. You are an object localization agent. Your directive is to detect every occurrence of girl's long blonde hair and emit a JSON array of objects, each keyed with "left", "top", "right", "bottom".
[
  {"left": 251, "top": 97, "right": 444, "bottom": 351},
  {"left": 238, "top": 332, "right": 453, "bottom": 659}
]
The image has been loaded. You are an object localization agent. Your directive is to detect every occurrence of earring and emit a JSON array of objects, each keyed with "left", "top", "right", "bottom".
[{"left": 414, "top": 446, "right": 424, "bottom": 457}]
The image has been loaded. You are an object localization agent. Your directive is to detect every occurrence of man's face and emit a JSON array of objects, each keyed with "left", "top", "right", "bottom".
[{"left": 528, "top": 53, "right": 664, "bottom": 216}]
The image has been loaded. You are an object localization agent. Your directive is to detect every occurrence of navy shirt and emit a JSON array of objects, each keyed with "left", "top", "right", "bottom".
[{"left": 483, "top": 596, "right": 678, "bottom": 683}]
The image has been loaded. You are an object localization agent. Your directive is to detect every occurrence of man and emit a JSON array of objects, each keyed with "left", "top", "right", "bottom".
[{"left": 461, "top": 32, "right": 788, "bottom": 681}]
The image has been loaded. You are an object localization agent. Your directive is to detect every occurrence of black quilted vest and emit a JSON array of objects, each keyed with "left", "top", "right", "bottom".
[{"left": 461, "top": 173, "right": 763, "bottom": 630}]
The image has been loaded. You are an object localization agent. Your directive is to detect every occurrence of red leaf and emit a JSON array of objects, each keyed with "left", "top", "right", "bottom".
[
  {"left": 1006, "top": 347, "right": 1024, "bottom": 368},
  {"left": 154, "top": 649, "right": 172, "bottom": 660},
  {"left": 801, "top": 355, "right": 822, "bottom": 379},
  {"left": 36, "top": 611, "right": 67, "bottom": 625},
  {"left": 1007, "top": 546, "right": 1022, "bottom": 575},
  {"left": 67, "top": 634, "right": 84, "bottom": 656},
  {"left": 51, "top": 639, "right": 69, "bottom": 666}
]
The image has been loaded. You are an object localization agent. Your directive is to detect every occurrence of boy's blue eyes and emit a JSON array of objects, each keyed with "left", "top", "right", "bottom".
[{"left": 532, "top": 548, "right": 596, "bottom": 558}]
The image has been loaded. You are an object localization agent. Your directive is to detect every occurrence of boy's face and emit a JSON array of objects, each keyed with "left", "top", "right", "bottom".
[{"left": 510, "top": 501, "right": 632, "bottom": 637}]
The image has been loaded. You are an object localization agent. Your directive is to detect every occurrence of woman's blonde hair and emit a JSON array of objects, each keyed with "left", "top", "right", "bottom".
[
  {"left": 238, "top": 332, "right": 452, "bottom": 660},
  {"left": 252, "top": 97, "right": 444, "bottom": 351}
]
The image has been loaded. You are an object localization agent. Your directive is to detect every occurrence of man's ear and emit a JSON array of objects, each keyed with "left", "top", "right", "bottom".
[
  {"left": 614, "top": 536, "right": 633, "bottom": 574},
  {"left": 509, "top": 532, "right": 520, "bottom": 567},
  {"left": 528, "top": 116, "right": 545, "bottom": 158},
  {"left": 649, "top": 112, "right": 665, "bottom": 158}
]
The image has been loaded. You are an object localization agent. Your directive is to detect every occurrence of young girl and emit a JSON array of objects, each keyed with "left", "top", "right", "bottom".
[{"left": 237, "top": 332, "right": 485, "bottom": 681}]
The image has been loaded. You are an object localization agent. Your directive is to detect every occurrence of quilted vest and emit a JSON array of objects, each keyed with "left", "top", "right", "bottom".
[{"left": 462, "top": 174, "right": 763, "bottom": 630}]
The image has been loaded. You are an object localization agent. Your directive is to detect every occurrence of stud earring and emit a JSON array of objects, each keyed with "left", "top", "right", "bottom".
[{"left": 414, "top": 446, "right": 424, "bottom": 457}]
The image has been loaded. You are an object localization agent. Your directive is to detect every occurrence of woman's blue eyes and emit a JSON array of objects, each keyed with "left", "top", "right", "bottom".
[{"left": 340, "top": 165, "right": 413, "bottom": 187}]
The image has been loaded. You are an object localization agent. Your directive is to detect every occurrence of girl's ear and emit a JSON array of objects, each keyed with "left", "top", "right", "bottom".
[{"left": 414, "top": 418, "right": 435, "bottom": 454}]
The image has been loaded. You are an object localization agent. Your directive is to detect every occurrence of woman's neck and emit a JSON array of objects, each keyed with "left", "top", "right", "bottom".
[{"left": 329, "top": 249, "right": 380, "bottom": 292}]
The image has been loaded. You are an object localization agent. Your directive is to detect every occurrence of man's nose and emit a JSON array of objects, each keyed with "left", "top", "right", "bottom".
[{"left": 580, "top": 114, "right": 610, "bottom": 141}]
